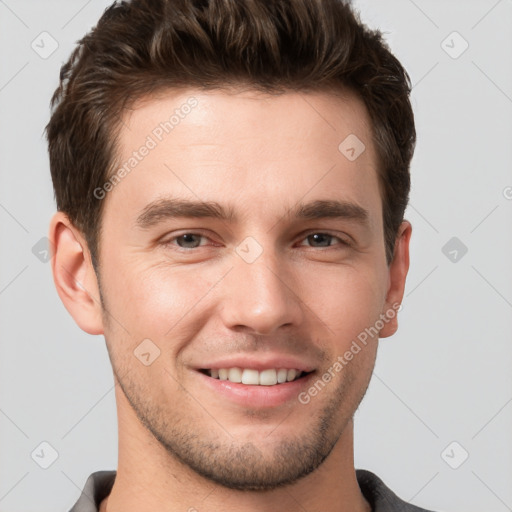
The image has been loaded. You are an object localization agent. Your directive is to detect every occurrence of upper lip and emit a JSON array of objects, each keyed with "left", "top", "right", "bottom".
[{"left": 194, "top": 355, "right": 316, "bottom": 373}]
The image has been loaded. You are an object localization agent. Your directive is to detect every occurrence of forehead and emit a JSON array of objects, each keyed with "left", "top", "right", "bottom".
[
  {"left": 123, "top": 86, "right": 374, "bottom": 156},
  {"left": 109, "top": 87, "right": 381, "bottom": 228}
]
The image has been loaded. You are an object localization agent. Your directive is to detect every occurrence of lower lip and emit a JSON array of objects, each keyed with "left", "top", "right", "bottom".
[{"left": 196, "top": 371, "right": 316, "bottom": 408}]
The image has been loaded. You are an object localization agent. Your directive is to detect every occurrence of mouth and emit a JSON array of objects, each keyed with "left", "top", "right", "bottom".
[
  {"left": 198, "top": 367, "right": 312, "bottom": 386},
  {"left": 194, "top": 364, "right": 317, "bottom": 408},
  {"left": 191, "top": 353, "right": 319, "bottom": 408}
]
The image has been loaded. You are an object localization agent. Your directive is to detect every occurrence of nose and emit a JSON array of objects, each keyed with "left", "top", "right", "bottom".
[{"left": 219, "top": 248, "right": 304, "bottom": 335}]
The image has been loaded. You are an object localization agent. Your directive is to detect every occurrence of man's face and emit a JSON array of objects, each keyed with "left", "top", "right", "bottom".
[{"left": 96, "top": 88, "right": 399, "bottom": 490}]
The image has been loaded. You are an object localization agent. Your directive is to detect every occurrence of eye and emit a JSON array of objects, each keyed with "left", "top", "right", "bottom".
[
  {"left": 164, "top": 232, "right": 210, "bottom": 249},
  {"left": 298, "top": 232, "right": 350, "bottom": 248}
]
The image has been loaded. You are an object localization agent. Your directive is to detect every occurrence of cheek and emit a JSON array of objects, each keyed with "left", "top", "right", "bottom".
[
  {"left": 303, "top": 264, "right": 387, "bottom": 346},
  {"left": 106, "top": 261, "right": 226, "bottom": 336},
  {"left": 99, "top": 262, "right": 223, "bottom": 378}
]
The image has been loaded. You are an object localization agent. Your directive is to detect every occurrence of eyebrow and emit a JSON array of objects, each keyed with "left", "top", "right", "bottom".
[
  {"left": 135, "top": 197, "right": 369, "bottom": 229},
  {"left": 136, "top": 198, "right": 236, "bottom": 228},
  {"left": 291, "top": 199, "right": 369, "bottom": 224}
]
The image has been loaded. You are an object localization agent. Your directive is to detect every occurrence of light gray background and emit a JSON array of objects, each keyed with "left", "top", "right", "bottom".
[{"left": 1, "top": 1, "right": 511, "bottom": 511}]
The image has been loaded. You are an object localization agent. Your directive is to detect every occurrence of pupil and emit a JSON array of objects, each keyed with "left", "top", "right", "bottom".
[
  {"left": 310, "top": 233, "right": 330, "bottom": 247},
  {"left": 179, "top": 234, "right": 199, "bottom": 248}
]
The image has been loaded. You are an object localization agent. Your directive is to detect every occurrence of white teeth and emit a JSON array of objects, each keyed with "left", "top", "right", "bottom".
[
  {"left": 259, "top": 369, "right": 277, "bottom": 386},
  {"left": 242, "top": 369, "right": 259, "bottom": 385},
  {"left": 207, "top": 367, "right": 304, "bottom": 385},
  {"left": 228, "top": 367, "right": 242, "bottom": 383},
  {"left": 287, "top": 369, "right": 297, "bottom": 382},
  {"left": 277, "top": 368, "right": 288, "bottom": 383}
]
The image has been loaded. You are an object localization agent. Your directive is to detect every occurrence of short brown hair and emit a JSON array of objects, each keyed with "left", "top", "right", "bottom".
[{"left": 46, "top": 0, "right": 415, "bottom": 267}]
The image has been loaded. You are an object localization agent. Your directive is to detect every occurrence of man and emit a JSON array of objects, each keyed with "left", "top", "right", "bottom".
[{"left": 46, "top": 0, "right": 434, "bottom": 510}]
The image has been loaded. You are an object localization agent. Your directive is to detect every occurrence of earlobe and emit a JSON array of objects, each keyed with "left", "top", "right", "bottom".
[
  {"left": 49, "top": 212, "right": 104, "bottom": 335},
  {"left": 379, "top": 220, "right": 412, "bottom": 338}
]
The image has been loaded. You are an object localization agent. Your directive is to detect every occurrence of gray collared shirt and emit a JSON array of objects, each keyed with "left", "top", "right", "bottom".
[{"left": 69, "top": 469, "right": 436, "bottom": 511}]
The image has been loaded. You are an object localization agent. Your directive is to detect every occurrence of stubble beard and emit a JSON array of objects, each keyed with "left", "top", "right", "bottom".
[{"left": 113, "top": 358, "right": 370, "bottom": 491}]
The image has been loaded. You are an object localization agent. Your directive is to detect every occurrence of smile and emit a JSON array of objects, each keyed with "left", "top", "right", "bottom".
[{"left": 200, "top": 367, "right": 308, "bottom": 386}]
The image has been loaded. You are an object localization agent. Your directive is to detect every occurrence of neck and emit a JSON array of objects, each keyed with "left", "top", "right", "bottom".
[{"left": 102, "top": 388, "right": 370, "bottom": 512}]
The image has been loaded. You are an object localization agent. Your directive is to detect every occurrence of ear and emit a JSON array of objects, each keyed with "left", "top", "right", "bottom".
[
  {"left": 49, "top": 211, "right": 104, "bottom": 335},
  {"left": 379, "top": 220, "right": 412, "bottom": 338}
]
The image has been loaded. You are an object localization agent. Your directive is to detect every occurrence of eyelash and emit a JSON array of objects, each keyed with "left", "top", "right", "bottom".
[{"left": 160, "top": 231, "right": 352, "bottom": 251}]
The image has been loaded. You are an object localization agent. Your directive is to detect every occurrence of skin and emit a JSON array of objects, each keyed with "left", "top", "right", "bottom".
[{"left": 50, "top": 87, "right": 411, "bottom": 512}]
